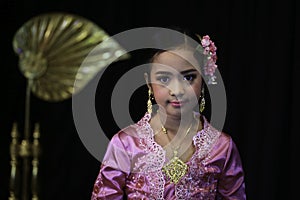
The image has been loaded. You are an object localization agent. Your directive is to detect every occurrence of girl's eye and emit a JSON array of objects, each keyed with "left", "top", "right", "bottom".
[
  {"left": 183, "top": 74, "right": 196, "bottom": 82},
  {"left": 157, "top": 76, "right": 170, "bottom": 84}
]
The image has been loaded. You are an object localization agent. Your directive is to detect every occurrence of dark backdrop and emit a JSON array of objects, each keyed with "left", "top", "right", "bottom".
[{"left": 1, "top": 0, "right": 298, "bottom": 199}]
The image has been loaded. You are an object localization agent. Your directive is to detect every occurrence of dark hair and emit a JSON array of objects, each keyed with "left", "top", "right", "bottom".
[
  {"left": 143, "top": 26, "right": 206, "bottom": 77},
  {"left": 150, "top": 26, "right": 201, "bottom": 58}
]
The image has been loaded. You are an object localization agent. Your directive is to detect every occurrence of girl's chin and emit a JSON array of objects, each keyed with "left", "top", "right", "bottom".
[{"left": 166, "top": 107, "right": 194, "bottom": 116}]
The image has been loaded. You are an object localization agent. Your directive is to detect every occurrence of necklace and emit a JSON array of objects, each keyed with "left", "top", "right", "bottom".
[{"left": 161, "top": 120, "right": 194, "bottom": 184}]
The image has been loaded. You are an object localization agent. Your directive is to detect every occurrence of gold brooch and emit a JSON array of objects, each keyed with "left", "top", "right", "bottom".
[{"left": 162, "top": 150, "right": 188, "bottom": 184}]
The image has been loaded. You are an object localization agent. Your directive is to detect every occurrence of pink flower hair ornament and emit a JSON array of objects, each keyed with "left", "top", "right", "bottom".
[{"left": 196, "top": 34, "right": 218, "bottom": 85}]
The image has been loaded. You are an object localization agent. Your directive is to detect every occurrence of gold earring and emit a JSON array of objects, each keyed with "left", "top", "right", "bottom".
[
  {"left": 147, "top": 89, "right": 153, "bottom": 114},
  {"left": 200, "top": 88, "right": 205, "bottom": 113}
]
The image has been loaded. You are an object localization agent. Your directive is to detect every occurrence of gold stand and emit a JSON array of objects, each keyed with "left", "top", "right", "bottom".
[
  {"left": 9, "top": 123, "right": 41, "bottom": 200},
  {"left": 9, "top": 79, "right": 41, "bottom": 200}
]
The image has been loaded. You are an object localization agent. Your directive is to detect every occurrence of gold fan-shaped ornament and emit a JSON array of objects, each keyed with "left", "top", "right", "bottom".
[{"left": 13, "top": 12, "right": 129, "bottom": 101}]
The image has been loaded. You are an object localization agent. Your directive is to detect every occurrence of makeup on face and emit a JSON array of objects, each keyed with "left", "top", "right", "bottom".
[{"left": 149, "top": 50, "right": 202, "bottom": 115}]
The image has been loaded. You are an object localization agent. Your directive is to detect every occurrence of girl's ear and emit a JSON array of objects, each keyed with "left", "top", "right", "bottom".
[{"left": 144, "top": 72, "right": 151, "bottom": 89}]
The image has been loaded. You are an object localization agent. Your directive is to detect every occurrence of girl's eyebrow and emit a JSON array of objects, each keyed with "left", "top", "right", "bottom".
[
  {"left": 155, "top": 71, "right": 173, "bottom": 75},
  {"left": 181, "top": 69, "right": 198, "bottom": 74},
  {"left": 155, "top": 69, "right": 198, "bottom": 75}
]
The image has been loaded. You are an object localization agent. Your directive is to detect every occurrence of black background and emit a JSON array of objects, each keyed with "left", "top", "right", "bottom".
[{"left": 1, "top": 0, "right": 299, "bottom": 199}]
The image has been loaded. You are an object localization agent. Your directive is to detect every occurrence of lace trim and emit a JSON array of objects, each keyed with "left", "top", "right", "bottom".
[
  {"left": 175, "top": 116, "right": 221, "bottom": 199},
  {"left": 134, "top": 113, "right": 221, "bottom": 200},
  {"left": 193, "top": 117, "right": 221, "bottom": 163},
  {"left": 134, "top": 113, "right": 166, "bottom": 200}
]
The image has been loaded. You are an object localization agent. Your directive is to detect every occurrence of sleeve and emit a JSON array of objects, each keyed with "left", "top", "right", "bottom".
[
  {"left": 91, "top": 133, "right": 131, "bottom": 200},
  {"left": 216, "top": 138, "right": 247, "bottom": 200}
]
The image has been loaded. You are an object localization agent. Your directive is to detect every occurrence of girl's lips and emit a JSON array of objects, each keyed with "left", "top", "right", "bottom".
[{"left": 169, "top": 100, "right": 186, "bottom": 107}]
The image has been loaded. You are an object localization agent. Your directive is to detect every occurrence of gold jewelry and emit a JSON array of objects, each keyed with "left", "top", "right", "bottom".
[
  {"left": 158, "top": 113, "right": 168, "bottom": 134},
  {"left": 147, "top": 89, "right": 153, "bottom": 114},
  {"left": 162, "top": 149, "right": 188, "bottom": 184},
  {"left": 161, "top": 121, "right": 193, "bottom": 184},
  {"left": 199, "top": 87, "right": 205, "bottom": 113},
  {"left": 161, "top": 126, "right": 168, "bottom": 134}
]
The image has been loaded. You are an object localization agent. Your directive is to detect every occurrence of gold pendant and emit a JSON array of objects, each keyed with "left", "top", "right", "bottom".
[{"left": 162, "top": 150, "right": 188, "bottom": 184}]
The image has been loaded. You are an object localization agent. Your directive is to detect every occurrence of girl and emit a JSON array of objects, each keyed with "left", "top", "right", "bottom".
[{"left": 91, "top": 27, "right": 246, "bottom": 199}]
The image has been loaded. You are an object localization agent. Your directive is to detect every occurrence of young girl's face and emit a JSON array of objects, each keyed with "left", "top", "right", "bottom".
[{"left": 149, "top": 48, "right": 202, "bottom": 117}]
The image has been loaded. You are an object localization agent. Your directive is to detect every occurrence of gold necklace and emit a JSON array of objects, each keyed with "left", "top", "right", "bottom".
[{"left": 161, "top": 121, "right": 194, "bottom": 184}]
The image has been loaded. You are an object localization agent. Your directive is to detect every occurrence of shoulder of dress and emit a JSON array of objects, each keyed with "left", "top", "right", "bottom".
[
  {"left": 213, "top": 132, "right": 232, "bottom": 149},
  {"left": 218, "top": 132, "right": 231, "bottom": 140},
  {"left": 203, "top": 122, "right": 232, "bottom": 144},
  {"left": 112, "top": 113, "right": 150, "bottom": 140},
  {"left": 112, "top": 125, "right": 138, "bottom": 140}
]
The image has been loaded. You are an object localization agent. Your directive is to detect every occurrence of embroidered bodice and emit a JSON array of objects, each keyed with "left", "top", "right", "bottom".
[{"left": 91, "top": 113, "right": 246, "bottom": 200}]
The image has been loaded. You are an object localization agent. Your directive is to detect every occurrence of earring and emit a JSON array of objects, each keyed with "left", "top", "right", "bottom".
[
  {"left": 147, "top": 89, "right": 153, "bottom": 114},
  {"left": 199, "top": 88, "right": 205, "bottom": 113}
]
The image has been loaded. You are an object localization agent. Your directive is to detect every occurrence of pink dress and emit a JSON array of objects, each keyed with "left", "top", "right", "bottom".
[{"left": 91, "top": 113, "right": 246, "bottom": 200}]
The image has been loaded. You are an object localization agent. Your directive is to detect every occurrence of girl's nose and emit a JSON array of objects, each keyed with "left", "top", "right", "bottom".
[{"left": 168, "top": 79, "right": 185, "bottom": 97}]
